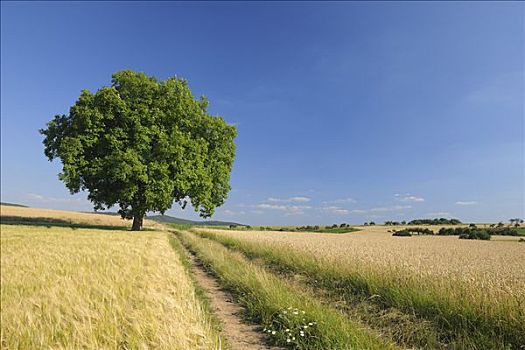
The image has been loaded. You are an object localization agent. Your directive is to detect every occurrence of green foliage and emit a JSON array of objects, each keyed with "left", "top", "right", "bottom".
[
  {"left": 408, "top": 218, "right": 462, "bottom": 225},
  {"left": 40, "top": 70, "right": 236, "bottom": 230},
  {"left": 459, "top": 230, "right": 491, "bottom": 240},
  {"left": 392, "top": 228, "right": 433, "bottom": 237},
  {"left": 294, "top": 225, "right": 358, "bottom": 234},
  {"left": 392, "top": 230, "right": 412, "bottom": 237},
  {"left": 438, "top": 227, "right": 519, "bottom": 238}
]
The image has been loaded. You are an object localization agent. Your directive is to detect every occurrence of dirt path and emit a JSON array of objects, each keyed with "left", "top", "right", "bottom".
[{"left": 187, "top": 252, "right": 283, "bottom": 350}]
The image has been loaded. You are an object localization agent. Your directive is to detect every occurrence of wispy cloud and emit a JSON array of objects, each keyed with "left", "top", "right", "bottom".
[
  {"left": 370, "top": 205, "right": 412, "bottom": 212},
  {"left": 320, "top": 206, "right": 350, "bottom": 215},
  {"left": 223, "top": 209, "right": 245, "bottom": 216},
  {"left": 455, "top": 201, "right": 478, "bottom": 206},
  {"left": 267, "top": 196, "right": 311, "bottom": 203},
  {"left": 351, "top": 209, "right": 367, "bottom": 214},
  {"left": 427, "top": 212, "right": 450, "bottom": 216},
  {"left": 395, "top": 193, "right": 424, "bottom": 202},
  {"left": 322, "top": 197, "right": 356, "bottom": 205},
  {"left": 25, "top": 193, "right": 85, "bottom": 205},
  {"left": 401, "top": 195, "right": 424, "bottom": 203},
  {"left": 256, "top": 203, "right": 311, "bottom": 216}
]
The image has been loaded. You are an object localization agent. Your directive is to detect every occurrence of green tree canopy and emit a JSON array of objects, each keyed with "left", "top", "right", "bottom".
[{"left": 40, "top": 70, "right": 237, "bottom": 230}]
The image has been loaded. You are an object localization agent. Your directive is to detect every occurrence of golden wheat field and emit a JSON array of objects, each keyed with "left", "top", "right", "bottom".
[
  {"left": 199, "top": 226, "right": 525, "bottom": 300},
  {"left": 0, "top": 224, "right": 218, "bottom": 349},
  {"left": 0, "top": 205, "right": 159, "bottom": 229}
]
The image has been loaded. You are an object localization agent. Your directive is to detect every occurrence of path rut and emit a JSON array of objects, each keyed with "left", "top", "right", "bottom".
[{"left": 187, "top": 251, "right": 283, "bottom": 350}]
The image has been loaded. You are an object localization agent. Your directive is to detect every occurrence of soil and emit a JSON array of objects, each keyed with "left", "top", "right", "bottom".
[{"left": 187, "top": 253, "right": 283, "bottom": 350}]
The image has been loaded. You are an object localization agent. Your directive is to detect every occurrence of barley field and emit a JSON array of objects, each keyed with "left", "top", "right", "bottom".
[
  {"left": 0, "top": 204, "right": 159, "bottom": 229},
  {"left": 196, "top": 226, "right": 525, "bottom": 348},
  {"left": 200, "top": 226, "right": 525, "bottom": 297},
  {"left": 0, "top": 224, "right": 218, "bottom": 349}
]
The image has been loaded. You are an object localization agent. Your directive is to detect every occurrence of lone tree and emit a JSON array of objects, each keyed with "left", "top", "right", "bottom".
[{"left": 40, "top": 70, "right": 237, "bottom": 230}]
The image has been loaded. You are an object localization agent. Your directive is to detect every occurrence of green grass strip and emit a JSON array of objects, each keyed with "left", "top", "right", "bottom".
[
  {"left": 195, "top": 229, "right": 524, "bottom": 350},
  {"left": 177, "top": 230, "right": 398, "bottom": 350},
  {"left": 167, "top": 234, "right": 225, "bottom": 349}
]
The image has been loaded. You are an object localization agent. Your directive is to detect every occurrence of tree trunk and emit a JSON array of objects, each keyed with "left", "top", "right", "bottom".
[{"left": 131, "top": 215, "right": 143, "bottom": 231}]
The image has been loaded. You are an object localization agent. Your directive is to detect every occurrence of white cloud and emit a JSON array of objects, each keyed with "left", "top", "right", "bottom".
[
  {"left": 267, "top": 196, "right": 311, "bottom": 203},
  {"left": 427, "top": 212, "right": 450, "bottom": 216},
  {"left": 256, "top": 203, "right": 311, "bottom": 216},
  {"left": 322, "top": 197, "right": 356, "bottom": 204},
  {"left": 321, "top": 206, "right": 350, "bottom": 215},
  {"left": 370, "top": 205, "right": 412, "bottom": 212},
  {"left": 351, "top": 209, "right": 367, "bottom": 214},
  {"left": 400, "top": 195, "right": 424, "bottom": 202},
  {"left": 455, "top": 201, "right": 478, "bottom": 206},
  {"left": 257, "top": 203, "right": 286, "bottom": 210},
  {"left": 395, "top": 193, "right": 424, "bottom": 202},
  {"left": 25, "top": 193, "right": 85, "bottom": 205},
  {"left": 223, "top": 209, "right": 245, "bottom": 216}
]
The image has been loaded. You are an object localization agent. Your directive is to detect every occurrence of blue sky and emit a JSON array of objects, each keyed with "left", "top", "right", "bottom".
[{"left": 1, "top": 2, "right": 523, "bottom": 225}]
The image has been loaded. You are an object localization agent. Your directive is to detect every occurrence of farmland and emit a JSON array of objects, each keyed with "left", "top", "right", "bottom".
[
  {"left": 191, "top": 225, "right": 525, "bottom": 349},
  {"left": 0, "top": 210, "right": 219, "bottom": 349},
  {"left": 1, "top": 206, "right": 524, "bottom": 349}
]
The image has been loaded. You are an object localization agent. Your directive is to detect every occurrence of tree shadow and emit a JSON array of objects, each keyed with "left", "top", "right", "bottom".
[{"left": 0, "top": 216, "right": 155, "bottom": 231}]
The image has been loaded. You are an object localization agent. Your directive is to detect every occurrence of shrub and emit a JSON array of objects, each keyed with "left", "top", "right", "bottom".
[
  {"left": 408, "top": 218, "right": 461, "bottom": 225},
  {"left": 392, "top": 230, "right": 412, "bottom": 237},
  {"left": 459, "top": 230, "right": 491, "bottom": 240}
]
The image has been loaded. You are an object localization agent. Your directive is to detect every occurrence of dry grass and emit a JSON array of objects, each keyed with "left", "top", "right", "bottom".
[
  {"left": 197, "top": 226, "right": 525, "bottom": 347},
  {"left": 1, "top": 224, "right": 219, "bottom": 349},
  {"left": 0, "top": 205, "right": 160, "bottom": 230},
  {"left": 201, "top": 226, "right": 525, "bottom": 299}
]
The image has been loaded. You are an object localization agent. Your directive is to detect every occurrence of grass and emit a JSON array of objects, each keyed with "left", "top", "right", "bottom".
[
  {"left": 195, "top": 229, "right": 525, "bottom": 349},
  {"left": 167, "top": 233, "right": 225, "bottom": 348},
  {"left": 0, "top": 204, "right": 160, "bottom": 230},
  {"left": 297, "top": 227, "right": 359, "bottom": 234},
  {"left": 176, "top": 230, "right": 398, "bottom": 350},
  {"left": 514, "top": 227, "right": 525, "bottom": 235},
  {"left": 0, "top": 224, "right": 219, "bottom": 349}
]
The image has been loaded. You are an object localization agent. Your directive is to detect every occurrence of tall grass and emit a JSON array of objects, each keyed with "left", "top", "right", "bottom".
[
  {"left": 196, "top": 229, "right": 525, "bottom": 349},
  {"left": 177, "top": 230, "right": 398, "bottom": 350},
  {"left": 1, "top": 225, "right": 219, "bottom": 349}
]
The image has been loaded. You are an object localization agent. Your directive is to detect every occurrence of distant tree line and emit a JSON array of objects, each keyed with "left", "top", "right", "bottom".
[
  {"left": 408, "top": 218, "right": 462, "bottom": 225},
  {"left": 391, "top": 227, "right": 434, "bottom": 237},
  {"left": 392, "top": 224, "right": 523, "bottom": 240},
  {"left": 438, "top": 225, "right": 520, "bottom": 237},
  {"left": 384, "top": 218, "right": 462, "bottom": 225}
]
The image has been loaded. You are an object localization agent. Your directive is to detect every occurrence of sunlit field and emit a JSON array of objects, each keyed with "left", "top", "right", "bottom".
[
  {"left": 200, "top": 226, "right": 525, "bottom": 293},
  {"left": 195, "top": 226, "right": 525, "bottom": 348},
  {"left": 0, "top": 204, "right": 158, "bottom": 229},
  {"left": 0, "top": 224, "right": 218, "bottom": 349}
]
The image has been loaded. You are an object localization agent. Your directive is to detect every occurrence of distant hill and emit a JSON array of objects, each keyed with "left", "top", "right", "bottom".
[
  {"left": 0, "top": 202, "right": 28, "bottom": 208},
  {"left": 147, "top": 214, "right": 244, "bottom": 227}
]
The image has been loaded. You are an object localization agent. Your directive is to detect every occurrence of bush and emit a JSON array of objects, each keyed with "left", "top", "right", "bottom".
[
  {"left": 459, "top": 230, "right": 491, "bottom": 240},
  {"left": 408, "top": 218, "right": 461, "bottom": 225},
  {"left": 392, "top": 230, "right": 412, "bottom": 237}
]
